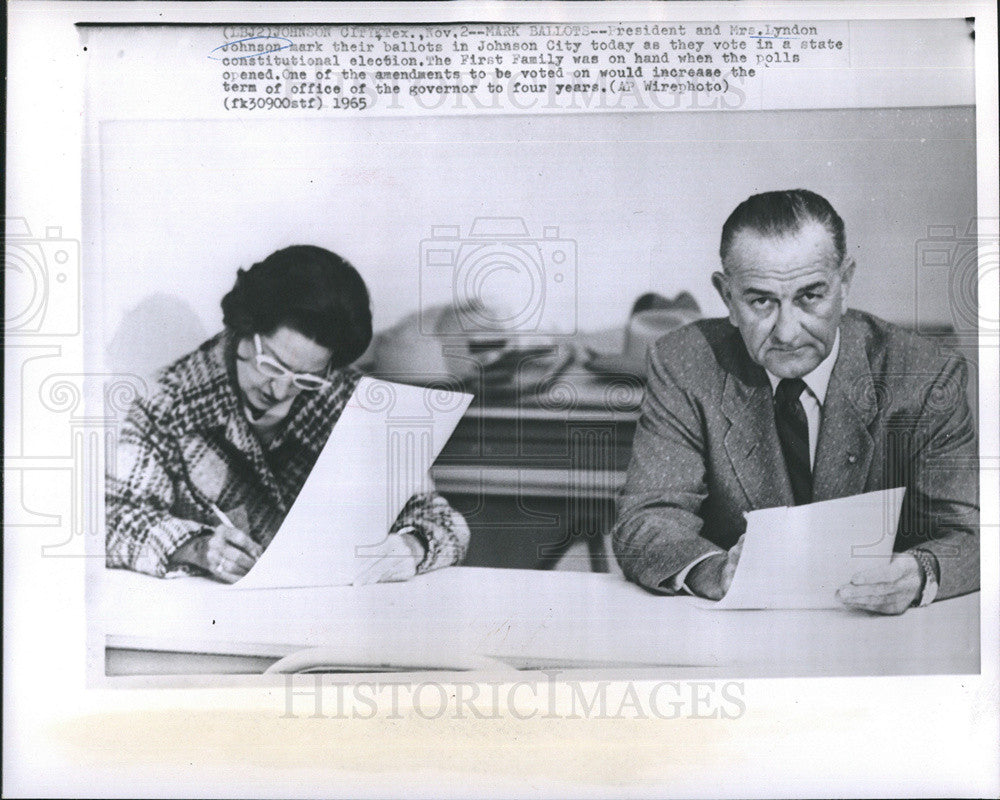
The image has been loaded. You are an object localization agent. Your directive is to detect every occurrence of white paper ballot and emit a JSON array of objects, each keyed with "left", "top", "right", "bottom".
[
  {"left": 695, "top": 487, "right": 906, "bottom": 609},
  {"left": 234, "top": 377, "right": 472, "bottom": 589}
]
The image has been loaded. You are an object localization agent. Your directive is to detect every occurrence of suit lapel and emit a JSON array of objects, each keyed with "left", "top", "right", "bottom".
[
  {"left": 721, "top": 332, "right": 795, "bottom": 509},
  {"left": 812, "top": 316, "right": 876, "bottom": 501}
]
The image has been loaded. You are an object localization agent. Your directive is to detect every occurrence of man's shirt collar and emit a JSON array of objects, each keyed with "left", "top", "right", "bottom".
[{"left": 765, "top": 328, "right": 841, "bottom": 405}]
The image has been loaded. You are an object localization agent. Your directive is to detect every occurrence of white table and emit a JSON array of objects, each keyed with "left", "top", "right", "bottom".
[{"left": 98, "top": 567, "right": 980, "bottom": 678}]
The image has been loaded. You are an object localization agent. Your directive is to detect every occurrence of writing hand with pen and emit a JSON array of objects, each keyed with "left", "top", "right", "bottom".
[
  {"left": 171, "top": 506, "right": 425, "bottom": 585},
  {"left": 167, "top": 505, "right": 261, "bottom": 583},
  {"left": 174, "top": 522, "right": 262, "bottom": 583}
]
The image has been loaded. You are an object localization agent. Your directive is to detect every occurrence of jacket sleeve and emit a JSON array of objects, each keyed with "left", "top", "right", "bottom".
[
  {"left": 901, "top": 353, "right": 979, "bottom": 600},
  {"left": 105, "top": 399, "right": 208, "bottom": 577},
  {"left": 612, "top": 347, "right": 724, "bottom": 592},
  {"left": 389, "top": 480, "right": 471, "bottom": 573}
]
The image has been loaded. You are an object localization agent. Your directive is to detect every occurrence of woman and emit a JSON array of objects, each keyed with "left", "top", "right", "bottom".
[{"left": 106, "top": 245, "right": 471, "bottom": 583}]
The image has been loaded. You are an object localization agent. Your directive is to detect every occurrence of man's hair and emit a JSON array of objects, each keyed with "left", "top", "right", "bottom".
[
  {"left": 719, "top": 189, "right": 846, "bottom": 269},
  {"left": 221, "top": 245, "right": 373, "bottom": 369}
]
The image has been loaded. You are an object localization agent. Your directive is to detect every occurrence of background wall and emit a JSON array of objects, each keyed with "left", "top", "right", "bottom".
[{"left": 96, "top": 106, "right": 976, "bottom": 370}]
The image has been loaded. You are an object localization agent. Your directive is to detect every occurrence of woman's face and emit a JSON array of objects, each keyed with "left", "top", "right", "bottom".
[{"left": 235, "top": 325, "right": 334, "bottom": 416}]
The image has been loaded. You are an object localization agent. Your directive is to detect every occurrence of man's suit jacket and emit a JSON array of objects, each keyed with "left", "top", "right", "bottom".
[{"left": 612, "top": 309, "right": 979, "bottom": 600}]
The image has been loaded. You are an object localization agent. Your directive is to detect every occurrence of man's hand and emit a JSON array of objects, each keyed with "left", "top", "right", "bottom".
[
  {"left": 836, "top": 553, "right": 922, "bottom": 615},
  {"left": 352, "top": 531, "right": 424, "bottom": 586},
  {"left": 173, "top": 524, "right": 263, "bottom": 583},
  {"left": 685, "top": 535, "right": 744, "bottom": 600}
]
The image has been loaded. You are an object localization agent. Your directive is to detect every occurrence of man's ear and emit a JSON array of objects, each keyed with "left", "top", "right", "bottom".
[
  {"left": 839, "top": 257, "right": 856, "bottom": 313},
  {"left": 712, "top": 271, "right": 738, "bottom": 325}
]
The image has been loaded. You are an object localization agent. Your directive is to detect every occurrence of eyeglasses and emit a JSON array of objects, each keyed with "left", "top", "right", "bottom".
[{"left": 241, "top": 333, "right": 332, "bottom": 391}]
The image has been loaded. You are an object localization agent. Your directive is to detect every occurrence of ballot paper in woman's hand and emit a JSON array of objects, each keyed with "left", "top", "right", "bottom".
[
  {"left": 233, "top": 378, "right": 472, "bottom": 590},
  {"left": 695, "top": 487, "right": 906, "bottom": 609}
]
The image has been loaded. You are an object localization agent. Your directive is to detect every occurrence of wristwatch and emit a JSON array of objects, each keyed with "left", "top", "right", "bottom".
[{"left": 911, "top": 548, "right": 940, "bottom": 607}]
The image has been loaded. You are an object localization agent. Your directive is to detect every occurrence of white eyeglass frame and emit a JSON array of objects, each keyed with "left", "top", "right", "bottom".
[{"left": 245, "top": 333, "right": 332, "bottom": 391}]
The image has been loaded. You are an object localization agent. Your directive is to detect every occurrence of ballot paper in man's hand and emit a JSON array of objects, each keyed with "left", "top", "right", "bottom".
[
  {"left": 233, "top": 377, "right": 472, "bottom": 590},
  {"left": 695, "top": 487, "right": 906, "bottom": 610}
]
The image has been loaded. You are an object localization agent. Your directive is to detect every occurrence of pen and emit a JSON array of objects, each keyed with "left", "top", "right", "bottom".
[{"left": 209, "top": 501, "right": 236, "bottom": 529}]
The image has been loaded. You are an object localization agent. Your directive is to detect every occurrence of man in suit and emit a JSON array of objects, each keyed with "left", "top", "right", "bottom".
[{"left": 613, "top": 189, "right": 978, "bottom": 614}]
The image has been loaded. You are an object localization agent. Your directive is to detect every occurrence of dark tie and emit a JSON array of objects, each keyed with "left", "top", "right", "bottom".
[{"left": 774, "top": 378, "right": 813, "bottom": 505}]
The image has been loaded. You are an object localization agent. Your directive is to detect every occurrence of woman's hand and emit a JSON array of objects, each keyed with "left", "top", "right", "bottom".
[
  {"left": 174, "top": 524, "right": 264, "bottom": 583},
  {"left": 352, "top": 531, "right": 425, "bottom": 585}
]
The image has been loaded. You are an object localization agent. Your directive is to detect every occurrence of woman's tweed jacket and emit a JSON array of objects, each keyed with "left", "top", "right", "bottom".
[{"left": 106, "top": 330, "right": 470, "bottom": 577}]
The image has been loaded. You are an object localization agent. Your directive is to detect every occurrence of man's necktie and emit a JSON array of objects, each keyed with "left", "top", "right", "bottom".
[{"left": 773, "top": 377, "right": 813, "bottom": 505}]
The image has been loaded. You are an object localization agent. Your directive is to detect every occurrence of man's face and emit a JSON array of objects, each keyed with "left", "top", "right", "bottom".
[
  {"left": 235, "top": 325, "right": 333, "bottom": 416},
  {"left": 712, "top": 221, "right": 854, "bottom": 379}
]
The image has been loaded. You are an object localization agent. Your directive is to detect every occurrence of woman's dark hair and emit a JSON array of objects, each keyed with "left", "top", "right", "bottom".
[{"left": 221, "top": 245, "right": 373, "bottom": 368}]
